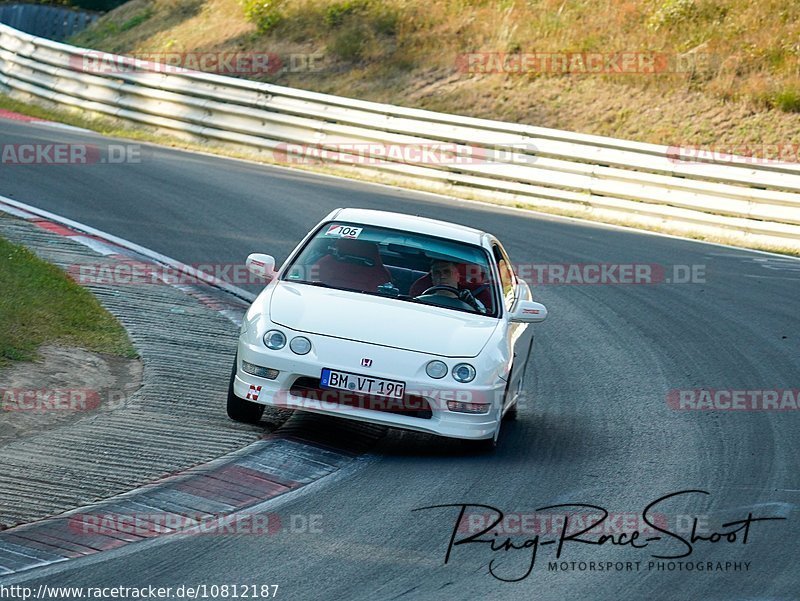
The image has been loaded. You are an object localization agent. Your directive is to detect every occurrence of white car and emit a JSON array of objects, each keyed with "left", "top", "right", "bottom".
[{"left": 227, "top": 208, "right": 547, "bottom": 448}]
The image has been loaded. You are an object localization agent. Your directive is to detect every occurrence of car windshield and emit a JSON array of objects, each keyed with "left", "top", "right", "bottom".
[{"left": 280, "top": 222, "right": 500, "bottom": 317}]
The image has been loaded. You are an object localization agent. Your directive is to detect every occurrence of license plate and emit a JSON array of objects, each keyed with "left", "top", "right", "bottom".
[{"left": 320, "top": 368, "right": 405, "bottom": 399}]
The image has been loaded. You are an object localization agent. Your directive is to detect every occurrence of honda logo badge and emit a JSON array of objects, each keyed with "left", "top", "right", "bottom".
[{"left": 361, "top": 358, "right": 373, "bottom": 367}]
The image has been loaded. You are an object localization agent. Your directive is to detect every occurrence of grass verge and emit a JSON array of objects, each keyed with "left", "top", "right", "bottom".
[{"left": 0, "top": 235, "right": 137, "bottom": 365}]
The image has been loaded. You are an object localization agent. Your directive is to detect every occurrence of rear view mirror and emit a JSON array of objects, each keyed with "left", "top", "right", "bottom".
[
  {"left": 246, "top": 253, "right": 276, "bottom": 279},
  {"left": 510, "top": 300, "right": 548, "bottom": 323}
]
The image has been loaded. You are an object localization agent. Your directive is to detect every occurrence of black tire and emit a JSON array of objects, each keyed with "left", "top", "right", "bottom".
[
  {"left": 504, "top": 399, "right": 518, "bottom": 421},
  {"left": 464, "top": 415, "right": 501, "bottom": 452},
  {"left": 502, "top": 373, "right": 518, "bottom": 421},
  {"left": 226, "top": 356, "right": 265, "bottom": 424},
  {"left": 478, "top": 436, "right": 498, "bottom": 451},
  {"left": 464, "top": 435, "right": 497, "bottom": 453}
]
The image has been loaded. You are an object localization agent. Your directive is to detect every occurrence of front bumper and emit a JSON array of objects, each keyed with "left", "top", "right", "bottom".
[{"left": 233, "top": 334, "right": 504, "bottom": 440}]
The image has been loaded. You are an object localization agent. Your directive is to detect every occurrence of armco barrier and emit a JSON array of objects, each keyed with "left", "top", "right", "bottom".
[{"left": 1, "top": 23, "right": 799, "bottom": 251}]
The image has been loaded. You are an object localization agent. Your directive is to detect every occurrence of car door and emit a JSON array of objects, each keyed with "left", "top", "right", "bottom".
[{"left": 491, "top": 240, "right": 534, "bottom": 410}]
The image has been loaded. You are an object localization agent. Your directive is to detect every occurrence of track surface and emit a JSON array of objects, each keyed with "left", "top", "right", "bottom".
[{"left": 1, "top": 120, "right": 799, "bottom": 600}]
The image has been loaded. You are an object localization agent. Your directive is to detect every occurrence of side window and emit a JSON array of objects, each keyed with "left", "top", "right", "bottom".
[{"left": 492, "top": 243, "right": 516, "bottom": 310}]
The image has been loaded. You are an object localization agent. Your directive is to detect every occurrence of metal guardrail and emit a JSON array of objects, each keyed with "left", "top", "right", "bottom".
[
  {"left": 0, "top": 4, "right": 97, "bottom": 41},
  {"left": 1, "top": 23, "right": 799, "bottom": 250}
]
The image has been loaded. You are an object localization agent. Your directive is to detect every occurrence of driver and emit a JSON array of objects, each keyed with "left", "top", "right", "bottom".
[{"left": 429, "top": 260, "right": 486, "bottom": 313}]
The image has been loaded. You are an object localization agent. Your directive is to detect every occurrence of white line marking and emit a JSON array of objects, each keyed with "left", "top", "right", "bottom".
[
  {"left": 69, "top": 235, "right": 119, "bottom": 256},
  {"left": 37, "top": 121, "right": 93, "bottom": 134},
  {"left": 0, "top": 194, "right": 256, "bottom": 304},
  {"left": 0, "top": 203, "right": 37, "bottom": 219}
]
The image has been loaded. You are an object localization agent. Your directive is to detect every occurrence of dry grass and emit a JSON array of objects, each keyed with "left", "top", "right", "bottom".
[{"left": 69, "top": 0, "right": 800, "bottom": 145}]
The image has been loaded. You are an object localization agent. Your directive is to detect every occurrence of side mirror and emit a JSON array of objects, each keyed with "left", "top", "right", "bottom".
[
  {"left": 510, "top": 300, "right": 547, "bottom": 323},
  {"left": 246, "top": 253, "right": 276, "bottom": 280}
]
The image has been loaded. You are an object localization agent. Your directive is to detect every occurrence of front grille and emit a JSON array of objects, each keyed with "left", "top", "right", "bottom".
[{"left": 290, "top": 377, "right": 433, "bottom": 419}]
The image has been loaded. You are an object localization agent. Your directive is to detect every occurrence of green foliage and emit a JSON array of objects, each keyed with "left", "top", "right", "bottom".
[
  {"left": 69, "top": 19, "right": 118, "bottom": 47},
  {"left": 330, "top": 25, "right": 368, "bottom": 61},
  {"left": 772, "top": 89, "right": 800, "bottom": 113},
  {"left": 120, "top": 9, "right": 153, "bottom": 32},
  {"left": 324, "top": 0, "right": 370, "bottom": 27},
  {"left": 0, "top": 236, "right": 136, "bottom": 365},
  {"left": 320, "top": 0, "right": 399, "bottom": 62},
  {"left": 241, "top": 0, "right": 284, "bottom": 33},
  {"left": 649, "top": 0, "right": 697, "bottom": 29},
  {"left": 371, "top": 5, "right": 398, "bottom": 36},
  {"left": 647, "top": 0, "right": 728, "bottom": 31}
]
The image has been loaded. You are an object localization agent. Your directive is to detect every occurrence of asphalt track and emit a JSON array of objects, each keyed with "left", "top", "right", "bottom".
[{"left": 1, "top": 119, "right": 799, "bottom": 600}]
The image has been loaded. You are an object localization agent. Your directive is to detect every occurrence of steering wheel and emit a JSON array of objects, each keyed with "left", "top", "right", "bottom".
[
  {"left": 415, "top": 285, "right": 474, "bottom": 311},
  {"left": 420, "top": 285, "right": 460, "bottom": 297}
]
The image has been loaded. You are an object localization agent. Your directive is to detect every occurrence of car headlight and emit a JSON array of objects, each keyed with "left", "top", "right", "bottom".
[
  {"left": 289, "top": 336, "right": 312, "bottom": 355},
  {"left": 452, "top": 363, "right": 476, "bottom": 383},
  {"left": 426, "top": 360, "right": 447, "bottom": 379},
  {"left": 263, "top": 329, "right": 286, "bottom": 350}
]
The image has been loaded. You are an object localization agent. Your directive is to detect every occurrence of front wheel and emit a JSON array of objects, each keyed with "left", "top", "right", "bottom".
[
  {"left": 464, "top": 417, "right": 501, "bottom": 453},
  {"left": 469, "top": 436, "right": 497, "bottom": 452},
  {"left": 226, "top": 356, "right": 265, "bottom": 424},
  {"left": 503, "top": 376, "right": 519, "bottom": 421},
  {"left": 504, "top": 400, "right": 518, "bottom": 421}
]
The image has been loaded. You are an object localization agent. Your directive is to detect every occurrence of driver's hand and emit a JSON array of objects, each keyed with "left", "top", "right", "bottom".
[{"left": 457, "top": 288, "right": 487, "bottom": 313}]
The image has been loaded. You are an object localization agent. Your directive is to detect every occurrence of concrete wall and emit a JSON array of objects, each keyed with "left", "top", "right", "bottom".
[{"left": 0, "top": 3, "right": 98, "bottom": 41}]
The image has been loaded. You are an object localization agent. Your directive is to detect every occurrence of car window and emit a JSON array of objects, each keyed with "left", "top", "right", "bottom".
[
  {"left": 280, "top": 222, "right": 500, "bottom": 317},
  {"left": 492, "top": 242, "right": 516, "bottom": 311}
]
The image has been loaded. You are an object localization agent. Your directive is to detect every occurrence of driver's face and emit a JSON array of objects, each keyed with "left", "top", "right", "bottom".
[{"left": 431, "top": 262, "right": 459, "bottom": 287}]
